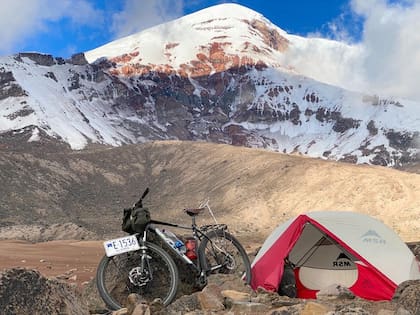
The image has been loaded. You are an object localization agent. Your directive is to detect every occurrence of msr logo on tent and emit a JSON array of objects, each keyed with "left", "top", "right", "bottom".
[
  {"left": 361, "top": 230, "right": 386, "bottom": 245},
  {"left": 333, "top": 253, "right": 353, "bottom": 267}
]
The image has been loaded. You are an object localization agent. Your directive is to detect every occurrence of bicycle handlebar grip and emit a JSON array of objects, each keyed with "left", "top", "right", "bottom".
[{"left": 134, "top": 187, "right": 150, "bottom": 208}]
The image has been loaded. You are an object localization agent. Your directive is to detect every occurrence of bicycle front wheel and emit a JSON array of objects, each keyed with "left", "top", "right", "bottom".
[
  {"left": 96, "top": 241, "right": 179, "bottom": 310},
  {"left": 198, "top": 229, "right": 251, "bottom": 284}
]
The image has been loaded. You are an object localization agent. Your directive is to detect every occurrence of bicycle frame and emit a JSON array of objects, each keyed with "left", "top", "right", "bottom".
[
  {"left": 140, "top": 216, "right": 220, "bottom": 276},
  {"left": 130, "top": 189, "right": 234, "bottom": 284}
]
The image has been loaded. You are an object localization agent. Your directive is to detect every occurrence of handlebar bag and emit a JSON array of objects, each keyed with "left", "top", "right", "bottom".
[{"left": 122, "top": 206, "right": 151, "bottom": 234}]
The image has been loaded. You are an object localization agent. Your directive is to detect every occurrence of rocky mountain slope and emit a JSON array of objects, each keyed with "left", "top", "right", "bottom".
[{"left": 0, "top": 4, "right": 419, "bottom": 167}]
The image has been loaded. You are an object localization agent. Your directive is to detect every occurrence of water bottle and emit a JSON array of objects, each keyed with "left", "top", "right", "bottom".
[
  {"left": 160, "top": 229, "right": 186, "bottom": 254},
  {"left": 174, "top": 239, "right": 186, "bottom": 254},
  {"left": 185, "top": 237, "right": 197, "bottom": 260}
]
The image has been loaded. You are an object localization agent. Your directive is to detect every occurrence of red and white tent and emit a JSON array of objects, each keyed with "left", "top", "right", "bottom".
[{"left": 250, "top": 211, "right": 420, "bottom": 300}]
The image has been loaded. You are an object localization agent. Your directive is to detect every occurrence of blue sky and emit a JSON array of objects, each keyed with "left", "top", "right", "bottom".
[{"left": 0, "top": 0, "right": 362, "bottom": 58}]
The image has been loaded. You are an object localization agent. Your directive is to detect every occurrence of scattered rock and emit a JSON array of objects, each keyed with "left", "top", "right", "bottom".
[
  {"left": 112, "top": 308, "right": 128, "bottom": 315},
  {"left": 149, "top": 298, "right": 165, "bottom": 314},
  {"left": 331, "top": 306, "right": 371, "bottom": 314},
  {"left": 0, "top": 268, "right": 89, "bottom": 315},
  {"left": 124, "top": 294, "right": 151, "bottom": 315},
  {"left": 80, "top": 276, "right": 108, "bottom": 313},
  {"left": 131, "top": 303, "right": 151, "bottom": 315},
  {"left": 206, "top": 273, "right": 254, "bottom": 294},
  {"left": 221, "top": 289, "right": 251, "bottom": 302},
  {"left": 56, "top": 274, "right": 70, "bottom": 280},
  {"left": 126, "top": 294, "right": 142, "bottom": 314},
  {"left": 197, "top": 284, "right": 224, "bottom": 311},
  {"left": 300, "top": 301, "right": 331, "bottom": 315},
  {"left": 392, "top": 280, "right": 420, "bottom": 315},
  {"left": 164, "top": 293, "right": 201, "bottom": 314},
  {"left": 230, "top": 300, "right": 270, "bottom": 314},
  {"left": 316, "top": 284, "right": 355, "bottom": 300},
  {"left": 395, "top": 307, "right": 413, "bottom": 315},
  {"left": 115, "top": 273, "right": 418, "bottom": 315},
  {"left": 251, "top": 287, "right": 301, "bottom": 307}
]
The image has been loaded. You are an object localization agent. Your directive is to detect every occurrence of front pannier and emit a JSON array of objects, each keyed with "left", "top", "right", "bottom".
[{"left": 122, "top": 206, "right": 151, "bottom": 234}]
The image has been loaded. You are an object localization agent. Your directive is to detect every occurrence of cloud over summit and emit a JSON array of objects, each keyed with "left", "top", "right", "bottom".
[{"left": 291, "top": 0, "right": 420, "bottom": 102}]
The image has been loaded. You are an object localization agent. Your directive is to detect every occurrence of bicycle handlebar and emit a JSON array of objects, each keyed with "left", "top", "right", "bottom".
[{"left": 134, "top": 187, "right": 149, "bottom": 208}]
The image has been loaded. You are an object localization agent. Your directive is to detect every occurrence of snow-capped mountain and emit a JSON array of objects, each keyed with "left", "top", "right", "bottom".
[{"left": 0, "top": 3, "right": 419, "bottom": 167}]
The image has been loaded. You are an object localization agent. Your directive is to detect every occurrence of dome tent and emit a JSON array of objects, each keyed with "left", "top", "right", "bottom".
[{"left": 250, "top": 211, "right": 420, "bottom": 300}]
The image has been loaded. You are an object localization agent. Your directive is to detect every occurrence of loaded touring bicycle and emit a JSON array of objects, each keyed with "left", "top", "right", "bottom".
[{"left": 96, "top": 188, "right": 252, "bottom": 310}]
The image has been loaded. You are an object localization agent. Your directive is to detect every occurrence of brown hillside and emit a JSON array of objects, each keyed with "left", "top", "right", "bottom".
[{"left": 0, "top": 140, "right": 419, "bottom": 243}]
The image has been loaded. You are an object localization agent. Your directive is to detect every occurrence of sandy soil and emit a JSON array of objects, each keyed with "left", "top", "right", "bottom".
[
  {"left": 0, "top": 236, "right": 259, "bottom": 291},
  {"left": 0, "top": 240, "right": 104, "bottom": 289}
]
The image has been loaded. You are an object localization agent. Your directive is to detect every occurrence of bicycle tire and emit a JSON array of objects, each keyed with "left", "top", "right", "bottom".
[
  {"left": 197, "top": 229, "right": 251, "bottom": 284},
  {"left": 96, "top": 241, "right": 179, "bottom": 310}
]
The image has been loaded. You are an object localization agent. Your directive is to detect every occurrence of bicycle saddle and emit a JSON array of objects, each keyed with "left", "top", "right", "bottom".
[{"left": 184, "top": 207, "right": 205, "bottom": 216}]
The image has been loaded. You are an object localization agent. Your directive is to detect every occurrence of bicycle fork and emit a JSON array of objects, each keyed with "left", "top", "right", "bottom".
[{"left": 128, "top": 237, "right": 152, "bottom": 287}]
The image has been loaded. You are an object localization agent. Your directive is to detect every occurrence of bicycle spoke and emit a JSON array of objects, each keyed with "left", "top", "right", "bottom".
[
  {"left": 96, "top": 242, "right": 179, "bottom": 310},
  {"left": 199, "top": 229, "right": 251, "bottom": 283}
]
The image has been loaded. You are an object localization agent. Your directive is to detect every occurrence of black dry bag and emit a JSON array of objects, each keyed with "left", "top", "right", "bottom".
[{"left": 122, "top": 206, "right": 151, "bottom": 234}]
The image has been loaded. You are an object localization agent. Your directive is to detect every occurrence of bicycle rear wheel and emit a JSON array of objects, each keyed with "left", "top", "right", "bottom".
[
  {"left": 198, "top": 229, "right": 251, "bottom": 284},
  {"left": 96, "top": 241, "right": 179, "bottom": 310}
]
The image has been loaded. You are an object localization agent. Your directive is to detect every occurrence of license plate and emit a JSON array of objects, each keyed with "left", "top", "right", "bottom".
[{"left": 103, "top": 235, "right": 140, "bottom": 257}]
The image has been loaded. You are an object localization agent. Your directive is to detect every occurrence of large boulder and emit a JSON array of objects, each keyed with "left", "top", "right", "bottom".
[
  {"left": 0, "top": 268, "right": 89, "bottom": 315},
  {"left": 392, "top": 280, "right": 420, "bottom": 315}
]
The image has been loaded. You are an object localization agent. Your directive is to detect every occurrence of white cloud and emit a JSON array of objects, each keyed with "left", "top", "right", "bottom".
[
  {"left": 0, "top": 1, "right": 42, "bottom": 54},
  {"left": 0, "top": 0, "right": 103, "bottom": 55},
  {"left": 111, "top": 0, "right": 185, "bottom": 38},
  {"left": 351, "top": 0, "right": 420, "bottom": 101},
  {"left": 285, "top": 0, "right": 420, "bottom": 102}
]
